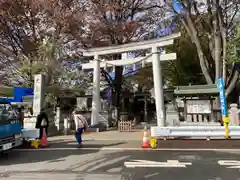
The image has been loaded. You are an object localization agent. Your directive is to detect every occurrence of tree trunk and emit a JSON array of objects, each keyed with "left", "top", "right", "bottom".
[
  {"left": 212, "top": 0, "right": 222, "bottom": 83},
  {"left": 218, "top": 7, "right": 227, "bottom": 83},
  {"left": 29, "top": 58, "right": 33, "bottom": 87},
  {"left": 114, "top": 66, "right": 123, "bottom": 121},
  {"left": 222, "top": 32, "right": 227, "bottom": 83},
  {"left": 214, "top": 32, "right": 222, "bottom": 82},
  {"left": 182, "top": 15, "right": 213, "bottom": 84}
]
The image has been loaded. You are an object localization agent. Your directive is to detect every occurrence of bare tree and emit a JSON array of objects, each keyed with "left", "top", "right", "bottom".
[{"left": 158, "top": 0, "right": 240, "bottom": 96}]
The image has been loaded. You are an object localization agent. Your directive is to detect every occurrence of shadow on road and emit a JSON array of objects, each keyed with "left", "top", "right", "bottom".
[
  {"left": 47, "top": 140, "right": 126, "bottom": 149},
  {"left": 0, "top": 140, "right": 126, "bottom": 166},
  {"left": 0, "top": 149, "right": 137, "bottom": 179}
]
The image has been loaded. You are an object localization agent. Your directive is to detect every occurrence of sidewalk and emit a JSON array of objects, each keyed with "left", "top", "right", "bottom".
[
  {"left": 36, "top": 130, "right": 143, "bottom": 150},
  {"left": 48, "top": 130, "right": 144, "bottom": 142}
]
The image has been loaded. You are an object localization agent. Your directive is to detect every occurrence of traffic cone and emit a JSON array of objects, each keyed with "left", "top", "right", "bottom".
[
  {"left": 40, "top": 128, "right": 48, "bottom": 147},
  {"left": 141, "top": 126, "right": 150, "bottom": 148}
]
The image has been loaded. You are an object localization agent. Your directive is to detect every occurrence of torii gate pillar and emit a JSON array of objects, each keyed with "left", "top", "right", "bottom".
[
  {"left": 91, "top": 55, "right": 101, "bottom": 125},
  {"left": 152, "top": 46, "right": 165, "bottom": 126}
]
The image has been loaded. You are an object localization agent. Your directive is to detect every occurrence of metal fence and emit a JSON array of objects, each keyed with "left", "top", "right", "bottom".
[{"left": 151, "top": 126, "right": 240, "bottom": 139}]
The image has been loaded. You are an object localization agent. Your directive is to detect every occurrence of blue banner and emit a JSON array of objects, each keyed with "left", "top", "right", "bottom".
[{"left": 218, "top": 78, "right": 228, "bottom": 117}]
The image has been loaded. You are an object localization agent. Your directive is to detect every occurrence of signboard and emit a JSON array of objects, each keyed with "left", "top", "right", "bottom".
[
  {"left": 218, "top": 78, "right": 228, "bottom": 117},
  {"left": 186, "top": 100, "right": 211, "bottom": 114},
  {"left": 33, "top": 74, "right": 44, "bottom": 115}
]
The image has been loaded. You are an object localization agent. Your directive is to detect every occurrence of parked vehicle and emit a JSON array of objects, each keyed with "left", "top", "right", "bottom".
[{"left": 0, "top": 101, "right": 22, "bottom": 153}]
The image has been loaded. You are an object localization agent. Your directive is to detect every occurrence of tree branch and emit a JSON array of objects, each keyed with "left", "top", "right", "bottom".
[
  {"left": 226, "top": 70, "right": 239, "bottom": 97},
  {"left": 185, "top": 13, "right": 213, "bottom": 84}
]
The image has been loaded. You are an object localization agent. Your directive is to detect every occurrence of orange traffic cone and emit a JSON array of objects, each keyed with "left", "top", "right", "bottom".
[
  {"left": 40, "top": 128, "right": 48, "bottom": 147},
  {"left": 141, "top": 126, "right": 150, "bottom": 148}
]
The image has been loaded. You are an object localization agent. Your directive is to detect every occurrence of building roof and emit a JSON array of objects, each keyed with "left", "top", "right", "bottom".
[{"left": 174, "top": 84, "right": 219, "bottom": 96}]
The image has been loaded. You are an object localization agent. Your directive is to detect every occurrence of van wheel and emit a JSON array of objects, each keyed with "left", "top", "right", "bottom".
[
  {"left": 0, "top": 151, "right": 5, "bottom": 157},
  {"left": 0, "top": 151, "right": 8, "bottom": 157}
]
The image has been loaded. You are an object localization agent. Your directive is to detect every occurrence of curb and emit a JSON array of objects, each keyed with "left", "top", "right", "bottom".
[{"left": 14, "top": 147, "right": 240, "bottom": 151}]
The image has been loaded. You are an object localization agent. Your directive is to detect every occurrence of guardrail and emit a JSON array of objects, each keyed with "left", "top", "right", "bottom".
[{"left": 151, "top": 126, "right": 240, "bottom": 139}]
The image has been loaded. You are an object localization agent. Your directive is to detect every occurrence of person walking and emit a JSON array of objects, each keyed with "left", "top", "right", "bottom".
[
  {"left": 72, "top": 109, "right": 88, "bottom": 148},
  {"left": 35, "top": 108, "right": 49, "bottom": 139}
]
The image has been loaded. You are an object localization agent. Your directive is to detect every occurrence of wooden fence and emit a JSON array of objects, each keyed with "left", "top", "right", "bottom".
[{"left": 118, "top": 120, "right": 132, "bottom": 132}]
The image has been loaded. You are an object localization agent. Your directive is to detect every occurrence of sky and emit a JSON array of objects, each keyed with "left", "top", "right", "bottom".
[{"left": 173, "top": 0, "right": 182, "bottom": 13}]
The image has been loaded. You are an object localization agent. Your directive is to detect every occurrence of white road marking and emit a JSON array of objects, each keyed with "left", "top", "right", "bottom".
[
  {"left": 14, "top": 148, "right": 240, "bottom": 152},
  {"left": 218, "top": 160, "right": 240, "bottom": 168},
  {"left": 87, "top": 156, "right": 130, "bottom": 172},
  {"left": 124, "top": 160, "right": 192, "bottom": 168},
  {"left": 107, "top": 167, "right": 123, "bottom": 173},
  {"left": 144, "top": 173, "right": 160, "bottom": 179}
]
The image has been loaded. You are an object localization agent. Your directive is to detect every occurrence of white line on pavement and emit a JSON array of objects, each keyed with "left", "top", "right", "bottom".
[
  {"left": 144, "top": 173, "right": 160, "bottom": 179},
  {"left": 87, "top": 156, "right": 130, "bottom": 172},
  {"left": 124, "top": 160, "right": 192, "bottom": 168},
  {"left": 14, "top": 147, "right": 240, "bottom": 152},
  {"left": 218, "top": 160, "right": 240, "bottom": 168}
]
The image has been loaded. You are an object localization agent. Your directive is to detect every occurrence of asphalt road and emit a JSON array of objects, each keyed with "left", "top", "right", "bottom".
[
  {"left": 157, "top": 139, "right": 240, "bottom": 149},
  {"left": 1, "top": 147, "right": 240, "bottom": 180}
]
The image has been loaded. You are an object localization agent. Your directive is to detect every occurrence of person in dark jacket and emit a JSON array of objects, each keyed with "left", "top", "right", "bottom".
[
  {"left": 35, "top": 108, "right": 49, "bottom": 139},
  {"left": 17, "top": 106, "right": 25, "bottom": 128}
]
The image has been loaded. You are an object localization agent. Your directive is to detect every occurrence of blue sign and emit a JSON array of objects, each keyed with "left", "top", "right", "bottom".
[
  {"left": 14, "top": 87, "right": 33, "bottom": 102},
  {"left": 218, "top": 78, "right": 228, "bottom": 117}
]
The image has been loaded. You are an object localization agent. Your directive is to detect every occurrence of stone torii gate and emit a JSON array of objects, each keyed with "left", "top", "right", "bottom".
[{"left": 82, "top": 33, "right": 181, "bottom": 127}]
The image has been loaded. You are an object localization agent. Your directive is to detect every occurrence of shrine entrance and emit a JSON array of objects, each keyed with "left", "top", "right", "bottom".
[{"left": 81, "top": 33, "right": 181, "bottom": 127}]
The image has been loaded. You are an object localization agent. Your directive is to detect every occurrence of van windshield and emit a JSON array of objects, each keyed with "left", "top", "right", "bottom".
[{"left": 0, "top": 104, "right": 18, "bottom": 123}]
